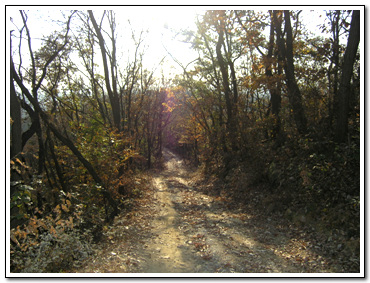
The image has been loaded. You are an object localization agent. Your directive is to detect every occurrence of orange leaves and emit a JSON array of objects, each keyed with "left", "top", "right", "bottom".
[
  {"left": 162, "top": 102, "right": 174, "bottom": 113},
  {"left": 61, "top": 204, "right": 69, "bottom": 213},
  {"left": 252, "top": 63, "right": 265, "bottom": 72},
  {"left": 10, "top": 198, "right": 76, "bottom": 255},
  {"left": 161, "top": 88, "right": 179, "bottom": 114},
  {"left": 13, "top": 158, "right": 30, "bottom": 169},
  {"left": 49, "top": 225, "right": 58, "bottom": 237}
]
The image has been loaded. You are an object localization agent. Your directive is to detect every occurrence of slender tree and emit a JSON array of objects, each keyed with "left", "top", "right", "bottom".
[
  {"left": 274, "top": 10, "right": 307, "bottom": 135},
  {"left": 88, "top": 10, "right": 121, "bottom": 131},
  {"left": 213, "top": 11, "right": 238, "bottom": 151},
  {"left": 335, "top": 10, "right": 360, "bottom": 143},
  {"left": 10, "top": 37, "right": 22, "bottom": 159}
]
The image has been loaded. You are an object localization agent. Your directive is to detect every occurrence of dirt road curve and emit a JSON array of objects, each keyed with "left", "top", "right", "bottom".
[{"left": 75, "top": 149, "right": 334, "bottom": 274}]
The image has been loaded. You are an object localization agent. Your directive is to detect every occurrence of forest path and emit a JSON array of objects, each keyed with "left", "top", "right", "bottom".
[
  {"left": 128, "top": 149, "right": 203, "bottom": 273},
  {"left": 75, "top": 149, "right": 334, "bottom": 274}
]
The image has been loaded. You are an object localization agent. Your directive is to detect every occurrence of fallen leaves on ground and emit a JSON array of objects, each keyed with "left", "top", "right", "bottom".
[{"left": 72, "top": 149, "right": 360, "bottom": 274}]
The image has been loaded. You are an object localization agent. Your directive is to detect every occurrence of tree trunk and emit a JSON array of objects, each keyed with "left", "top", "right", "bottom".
[
  {"left": 88, "top": 10, "right": 121, "bottom": 131},
  {"left": 11, "top": 59, "right": 119, "bottom": 220},
  {"left": 46, "top": 129, "right": 68, "bottom": 192},
  {"left": 266, "top": 11, "right": 282, "bottom": 142},
  {"left": 147, "top": 138, "right": 152, "bottom": 169},
  {"left": 274, "top": 11, "right": 307, "bottom": 135},
  {"left": 335, "top": 10, "right": 360, "bottom": 143},
  {"left": 10, "top": 73, "right": 22, "bottom": 159},
  {"left": 329, "top": 11, "right": 341, "bottom": 127},
  {"left": 283, "top": 10, "right": 307, "bottom": 134},
  {"left": 215, "top": 21, "right": 237, "bottom": 151}
]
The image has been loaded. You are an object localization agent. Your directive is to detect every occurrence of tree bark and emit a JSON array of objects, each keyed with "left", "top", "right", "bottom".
[
  {"left": 10, "top": 71, "right": 22, "bottom": 159},
  {"left": 267, "top": 11, "right": 282, "bottom": 141},
  {"left": 46, "top": 129, "right": 68, "bottom": 192},
  {"left": 335, "top": 10, "right": 360, "bottom": 142},
  {"left": 215, "top": 16, "right": 238, "bottom": 151},
  {"left": 274, "top": 11, "right": 307, "bottom": 135},
  {"left": 329, "top": 11, "right": 341, "bottom": 127},
  {"left": 283, "top": 10, "right": 307, "bottom": 134}
]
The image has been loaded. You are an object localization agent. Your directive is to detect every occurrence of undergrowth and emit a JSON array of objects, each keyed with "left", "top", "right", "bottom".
[
  {"left": 10, "top": 172, "right": 147, "bottom": 273},
  {"left": 197, "top": 132, "right": 360, "bottom": 272}
]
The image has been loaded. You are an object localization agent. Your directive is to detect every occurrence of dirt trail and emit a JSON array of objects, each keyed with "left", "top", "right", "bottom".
[
  {"left": 75, "top": 149, "right": 335, "bottom": 274},
  {"left": 131, "top": 151, "right": 201, "bottom": 273}
]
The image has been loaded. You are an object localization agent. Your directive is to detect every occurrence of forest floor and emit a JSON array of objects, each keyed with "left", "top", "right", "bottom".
[{"left": 73, "top": 149, "right": 356, "bottom": 274}]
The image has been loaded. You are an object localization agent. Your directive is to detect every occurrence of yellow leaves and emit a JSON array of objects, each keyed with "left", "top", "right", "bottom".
[
  {"left": 54, "top": 204, "right": 61, "bottom": 214},
  {"left": 61, "top": 204, "right": 69, "bottom": 213},
  {"left": 162, "top": 102, "right": 174, "bottom": 113},
  {"left": 10, "top": 157, "right": 30, "bottom": 176}
]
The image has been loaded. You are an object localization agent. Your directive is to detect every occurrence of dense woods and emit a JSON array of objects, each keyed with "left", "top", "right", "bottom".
[{"left": 9, "top": 8, "right": 361, "bottom": 273}]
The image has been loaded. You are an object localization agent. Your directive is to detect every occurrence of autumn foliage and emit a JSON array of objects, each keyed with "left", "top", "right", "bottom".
[{"left": 9, "top": 9, "right": 361, "bottom": 273}]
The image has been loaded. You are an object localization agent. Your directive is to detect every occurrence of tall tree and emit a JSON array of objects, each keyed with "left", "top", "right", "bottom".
[
  {"left": 88, "top": 10, "right": 121, "bottom": 131},
  {"left": 213, "top": 11, "right": 239, "bottom": 151},
  {"left": 327, "top": 11, "right": 341, "bottom": 126},
  {"left": 74, "top": 12, "right": 111, "bottom": 126},
  {"left": 10, "top": 32, "right": 22, "bottom": 159},
  {"left": 268, "top": 11, "right": 283, "bottom": 142},
  {"left": 237, "top": 10, "right": 283, "bottom": 142},
  {"left": 274, "top": 10, "right": 307, "bottom": 135},
  {"left": 19, "top": 10, "right": 46, "bottom": 173},
  {"left": 335, "top": 10, "right": 360, "bottom": 142},
  {"left": 11, "top": 10, "right": 119, "bottom": 220},
  {"left": 319, "top": 10, "right": 352, "bottom": 128},
  {"left": 11, "top": 58, "right": 119, "bottom": 220}
]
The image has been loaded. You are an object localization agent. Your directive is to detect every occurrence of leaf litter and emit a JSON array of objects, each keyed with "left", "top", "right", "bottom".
[{"left": 73, "top": 149, "right": 358, "bottom": 274}]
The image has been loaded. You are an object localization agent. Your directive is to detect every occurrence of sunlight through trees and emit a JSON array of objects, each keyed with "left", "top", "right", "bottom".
[{"left": 8, "top": 7, "right": 362, "bottom": 274}]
